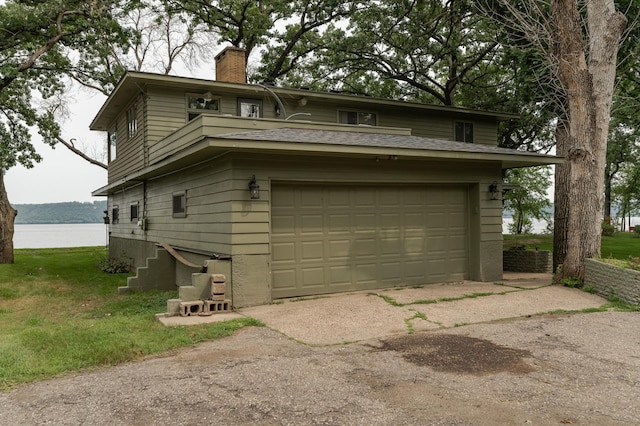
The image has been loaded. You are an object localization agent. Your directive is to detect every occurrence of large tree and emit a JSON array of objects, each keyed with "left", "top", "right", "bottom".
[
  {"left": 485, "top": 0, "right": 627, "bottom": 280},
  {"left": 0, "top": 0, "right": 132, "bottom": 263}
]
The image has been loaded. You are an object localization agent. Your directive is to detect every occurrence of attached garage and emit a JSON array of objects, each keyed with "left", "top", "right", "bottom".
[{"left": 271, "top": 183, "right": 469, "bottom": 299}]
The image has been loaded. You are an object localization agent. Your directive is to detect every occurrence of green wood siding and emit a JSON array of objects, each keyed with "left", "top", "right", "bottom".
[{"left": 108, "top": 95, "right": 146, "bottom": 182}]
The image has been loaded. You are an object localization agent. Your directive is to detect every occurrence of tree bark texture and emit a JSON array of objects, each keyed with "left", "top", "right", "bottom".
[
  {"left": 551, "top": 0, "right": 626, "bottom": 281},
  {"left": 553, "top": 120, "right": 570, "bottom": 273},
  {"left": 0, "top": 173, "right": 18, "bottom": 264}
]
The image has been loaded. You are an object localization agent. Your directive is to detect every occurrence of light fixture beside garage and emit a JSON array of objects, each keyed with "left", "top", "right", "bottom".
[
  {"left": 249, "top": 175, "right": 260, "bottom": 199},
  {"left": 489, "top": 181, "right": 500, "bottom": 200}
]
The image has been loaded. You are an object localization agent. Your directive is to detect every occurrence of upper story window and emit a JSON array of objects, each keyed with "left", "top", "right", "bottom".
[
  {"left": 455, "top": 121, "right": 474, "bottom": 143},
  {"left": 172, "top": 191, "right": 186, "bottom": 218},
  {"left": 338, "top": 110, "right": 377, "bottom": 126},
  {"left": 107, "top": 125, "right": 117, "bottom": 162},
  {"left": 187, "top": 94, "right": 220, "bottom": 121},
  {"left": 238, "top": 98, "right": 263, "bottom": 118},
  {"left": 127, "top": 104, "right": 138, "bottom": 138}
]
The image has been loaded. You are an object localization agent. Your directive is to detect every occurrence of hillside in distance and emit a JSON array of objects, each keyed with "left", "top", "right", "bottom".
[{"left": 12, "top": 201, "right": 108, "bottom": 224}]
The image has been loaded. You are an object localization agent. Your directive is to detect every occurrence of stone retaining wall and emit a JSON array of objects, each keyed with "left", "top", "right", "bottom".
[
  {"left": 584, "top": 258, "right": 640, "bottom": 305},
  {"left": 503, "top": 248, "right": 553, "bottom": 273}
]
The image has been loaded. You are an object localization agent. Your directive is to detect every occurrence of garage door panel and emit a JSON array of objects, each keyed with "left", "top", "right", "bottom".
[
  {"left": 355, "top": 214, "right": 375, "bottom": 230},
  {"left": 271, "top": 184, "right": 468, "bottom": 298},
  {"left": 301, "top": 241, "right": 323, "bottom": 260},
  {"left": 272, "top": 242, "right": 296, "bottom": 262},
  {"left": 379, "top": 190, "right": 401, "bottom": 206},
  {"left": 328, "top": 240, "right": 350, "bottom": 259},
  {"left": 328, "top": 214, "right": 350, "bottom": 232},
  {"left": 353, "top": 238, "right": 376, "bottom": 256},
  {"left": 272, "top": 215, "right": 296, "bottom": 236},
  {"left": 272, "top": 270, "right": 296, "bottom": 290}
]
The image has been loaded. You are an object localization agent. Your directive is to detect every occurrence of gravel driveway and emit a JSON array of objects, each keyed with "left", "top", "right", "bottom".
[{"left": 2, "top": 311, "right": 639, "bottom": 425}]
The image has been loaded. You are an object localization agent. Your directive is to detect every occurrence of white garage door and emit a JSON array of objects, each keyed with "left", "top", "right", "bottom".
[{"left": 271, "top": 184, "right": 468, "bottom": 299}]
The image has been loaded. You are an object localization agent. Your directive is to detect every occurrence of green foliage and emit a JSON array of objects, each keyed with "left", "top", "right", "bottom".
[
  {"left": 0, "top": 0, "right": 135, "bottom": 173},
  {"left": 0, "top": 247, "right": 262, "bottom": 390},
  {"left": 503, "top": 166, "right": 552, "bottom": 235},
  {"left": 97, "top": 252, "right": 133, "bottom": 274},
  {"left": 634, "top": 226, "right": 640, "bottom": 238},
  {"left": 13, "top": 201, "right": 107, "bottom": 224},
  {"left": 602, "top": 222, "right": 616, "bottom": 237},
  {"left": 560, "top": 276, "right": 581, "bottom": 288}
]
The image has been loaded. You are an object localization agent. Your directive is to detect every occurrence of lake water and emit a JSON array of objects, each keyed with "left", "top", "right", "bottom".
[
  {"left": 12, "top": 218, "right": 640, "bottom": 248},
  {"left": 13, "top": 223, "right": 108, "bottom": 249}
]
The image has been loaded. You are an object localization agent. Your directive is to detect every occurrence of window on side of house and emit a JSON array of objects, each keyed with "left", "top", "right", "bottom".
[
  {"left": 112, "top": 206, "right": 119, "bottom": 224},
  {"left": 127, "top": 104, "right": 138, "bottom": 138},
  {"left": 454, "top": 121, "right": 474, "bottom": 143},
  {"left": 187, "top": 94, "right": 220, "bottom": 121},
  {"left": 237, "top": 98, "right": 263, "bottom": 118},
  {"left": 338, "top": 110, "right": 377, "bottom": 126},
  {"left": 130, "top": 202, "right": 139, "bottom": 221},
  {"left": 172, "top": 192, "right": 186, "bottom": 218},
  {"left": 107, "top": 125, "right": 117, "bottom": 162}
]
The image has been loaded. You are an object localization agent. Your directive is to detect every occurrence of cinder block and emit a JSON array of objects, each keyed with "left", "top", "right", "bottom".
[
  {"left": 203, "top": 299, "right": 232, "bottom": 314},
  {"left": 211, "top": 274, "right": 226, "bottom": 283},
  {"left": 166, "top": 299, "right": 181, "bottom": 316},
  {"left": 179, "top": 300, "right": 204, "bottom": 317}
]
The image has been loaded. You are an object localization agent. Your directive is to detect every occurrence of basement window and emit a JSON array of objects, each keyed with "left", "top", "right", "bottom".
[
  {"left": 338, "top": 110, "right": 377, "bottom": 126},
  {"left": 454, "top": 121, "right": 474, "bottom": 143},
  {"left": 172, "top": 192, "right": 186, "bottom": 218}
]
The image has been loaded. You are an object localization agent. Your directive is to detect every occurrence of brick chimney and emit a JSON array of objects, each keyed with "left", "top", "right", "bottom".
[{"left": 215, "top": 46, "right": 247, "bottom": 84}]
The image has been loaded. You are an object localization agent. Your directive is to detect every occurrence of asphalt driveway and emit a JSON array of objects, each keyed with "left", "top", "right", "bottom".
[{"left": 2, "top": 274, "right": 639, "bottom": 425}]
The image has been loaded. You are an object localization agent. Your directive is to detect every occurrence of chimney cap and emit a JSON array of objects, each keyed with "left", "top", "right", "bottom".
[{"left": 215, "top": 46, "right": 247, "bottom": 60}]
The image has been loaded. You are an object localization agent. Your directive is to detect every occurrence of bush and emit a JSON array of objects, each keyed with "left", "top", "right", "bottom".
[
  {"left": 602, "top": 222, "right": 615, "bottom": 237},
  {"left": 98, "top": 253, "right": 133, "bottom": 274},
  {"left": 633, "top": 227, "right": 640, "bottom": 238}
]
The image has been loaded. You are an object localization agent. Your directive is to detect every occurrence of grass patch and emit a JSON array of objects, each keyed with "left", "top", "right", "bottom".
[
  {"left": 0, "top": 247, "right": 262, "bottom": 390},
  {"left": 504, "top": 232, "right": 640, "bottom": 261}
]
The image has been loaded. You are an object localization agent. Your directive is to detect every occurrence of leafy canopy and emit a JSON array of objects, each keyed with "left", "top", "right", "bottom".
[{"left": 0, "top": 0, "right": 135, "bottom": 172}]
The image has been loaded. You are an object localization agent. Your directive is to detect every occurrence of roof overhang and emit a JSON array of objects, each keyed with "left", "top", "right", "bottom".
[{"left": 92, "top": 128, "right": 562, "bottom": 196}]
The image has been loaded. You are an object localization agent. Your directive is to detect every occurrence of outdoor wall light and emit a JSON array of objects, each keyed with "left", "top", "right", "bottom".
[
  {"left": 249, "top": 175, "right": 260, "bottom": 200},
  {"left": 489, "top": 181, "right": 500, "bottom": 200}
]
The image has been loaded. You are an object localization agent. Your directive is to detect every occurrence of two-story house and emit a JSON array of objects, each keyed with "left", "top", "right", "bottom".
[{"left": 91, "top": 46, "right": 560, "bottom": 307}]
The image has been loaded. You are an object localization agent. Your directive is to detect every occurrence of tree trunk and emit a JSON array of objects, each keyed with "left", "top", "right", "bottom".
[
  {"left": 0, "top": 172, "right": 18, "bottom": 264},
  {"left": 553, "top": 119, "right": 570, "bottom": 273},
  {"left": 551, "top": 0, "right": 626, "bottom": 282}
]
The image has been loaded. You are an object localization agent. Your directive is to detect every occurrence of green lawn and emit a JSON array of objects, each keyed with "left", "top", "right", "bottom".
[
  {"left": 503, "top": 231, "right": 640, "bottom": 260},
  {"left": 0, "top": 247, "right": 261, "bottom": 390}
]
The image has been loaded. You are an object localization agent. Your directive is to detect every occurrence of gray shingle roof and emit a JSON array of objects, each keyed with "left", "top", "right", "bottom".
[{"left": 214, "top": 128, "right": 552, "bottom": 158}]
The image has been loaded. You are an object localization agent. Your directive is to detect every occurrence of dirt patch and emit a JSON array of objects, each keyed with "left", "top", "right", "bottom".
[{"left": 377, "top": 333, "right": 535, "bottom": 375}]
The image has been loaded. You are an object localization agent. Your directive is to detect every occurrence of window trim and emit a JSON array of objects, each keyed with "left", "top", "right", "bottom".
[
  {"left": 237, "top": 97, "right": 263, "bottom": 118},
  {"left": 338, "top": 109, "right": 378, "bottom": 126},
  {"left": 172, "top": 191, "right": 187, "bottom": 218}
]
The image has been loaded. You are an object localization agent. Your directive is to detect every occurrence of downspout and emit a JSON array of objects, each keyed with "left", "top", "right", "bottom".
[{"left": 257, "top": 83, "right": 287, "bottom": 119}]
